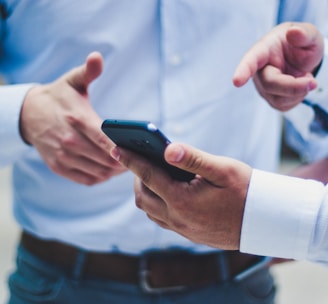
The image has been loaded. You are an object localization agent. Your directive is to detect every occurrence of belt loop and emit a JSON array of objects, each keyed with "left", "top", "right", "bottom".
[
  {"left": 216, "top": 252, "right": 229, "bottom": 282},
  {"left": 72, "top": 249, "right": 87, "bottom": 281}
]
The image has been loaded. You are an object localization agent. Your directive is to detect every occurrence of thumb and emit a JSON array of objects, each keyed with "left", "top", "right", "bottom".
[
  {"left": 66, "top": 51, "right": 103, "bottom": 95},
  {"left": 286, "top": 24, "right": 324, "bottom": 73},
  {"left": 286, "top": 23, "right": 321, "bottom": 49},
  {"left": 165, "top": 143, "right": 250, "bottom": 185}
]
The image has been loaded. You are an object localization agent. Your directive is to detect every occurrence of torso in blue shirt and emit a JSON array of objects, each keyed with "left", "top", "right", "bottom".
[{"left": 0, "top": 0, "right": 324, "bottom": 253}]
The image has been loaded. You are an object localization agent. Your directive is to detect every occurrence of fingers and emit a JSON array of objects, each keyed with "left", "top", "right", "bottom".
[
  {"left": 232, "top": 22, "right": 323, "bottom": 88},
  {"left": 65, "top": 111, "right": 121, "bottom": 165},
  {"left": 111, "top": 146, "right": 176, "bottom": 198},
  {"left": 134, "top": 178, "right": 168, "bottom": 220},
  {"left": 63, "top": 51, "right": 119, "bottom": 164},
  {"left": 233, "top": 22, "right": 321, "bottom": 112},
  {"left": 40, "top": 134, "right": 126, "bottom": 185},
  {"left": 60, "top": 133, "right": 124, "bottom": 171},
  {"left": 253, "top": 65, "right": 316, "bottom": 111},
  {"left": 67, "top": 51, "right": 103, "bottom": 95},
  {"left": 286, "top": 23, "right": 321, "bottom": 49},
  {"left": 164, "top": 143, "right": 249, "bottom": 186},
  {"left": 51, "top": 162, "right": 111, "bottom": 186},
  {"left": 232, "top": 39, "right": 271, "bottom": 87},
  {"left": 164, "top": 143, "right": 217, "bottom": 178},
  {"left": 285, "top": 24, "right": 324, "bottom": 73}
]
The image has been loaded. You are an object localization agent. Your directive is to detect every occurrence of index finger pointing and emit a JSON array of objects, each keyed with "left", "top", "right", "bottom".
[{"left": 233, "top": 43, "right": 271, "bottom": 88}]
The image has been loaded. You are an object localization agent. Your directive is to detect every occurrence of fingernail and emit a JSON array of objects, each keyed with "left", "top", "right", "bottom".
[
  {"left": 110, "top": 147, "right": 120, "bottom": 161},
  {"left": 308, "top": 81, "right": 317, "bottom": 91},
  {"left": 169, "top": 145, "right": 185, "bottom": 163}
]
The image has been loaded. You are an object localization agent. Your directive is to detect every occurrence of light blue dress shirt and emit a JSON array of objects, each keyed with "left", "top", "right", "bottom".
[{"left": 0, "top": 0, "right": 326, "bottom": 254}]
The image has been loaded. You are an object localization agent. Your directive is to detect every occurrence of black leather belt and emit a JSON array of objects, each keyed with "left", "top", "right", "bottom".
[{"left": 21, "top": 231, "right": 265, "bottom": 293}]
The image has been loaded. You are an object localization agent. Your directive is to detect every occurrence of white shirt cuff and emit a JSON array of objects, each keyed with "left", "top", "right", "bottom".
[{"left": 240, "top": 169, "right": 325, "bottom": 260}]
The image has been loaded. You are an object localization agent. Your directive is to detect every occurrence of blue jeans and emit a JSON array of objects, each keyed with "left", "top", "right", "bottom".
[{"left": 8, "top": 245, "right": 276, "bottom": 304}]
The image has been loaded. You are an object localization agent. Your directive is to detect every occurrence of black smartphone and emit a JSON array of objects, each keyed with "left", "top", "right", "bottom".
[{"left": 101, "top": 119, "right": 195, "bottom": 182}]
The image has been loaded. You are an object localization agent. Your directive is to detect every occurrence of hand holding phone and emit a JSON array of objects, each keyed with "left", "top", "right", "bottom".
[{"left": 101, "top": 119, "right": 195, "bottom": 182}]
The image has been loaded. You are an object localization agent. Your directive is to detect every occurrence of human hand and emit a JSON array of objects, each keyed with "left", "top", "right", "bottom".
[
  {"left": 111, "top": 143, "right": 252, "bottom": 249},
  {"left": 20, "top": 52, "right": 126, "bottom": 185},
  {"left": 290, "top": 157, "right": 328, "bottom": 184},
  {"left": 233, "top": 22, "right": 324, "bottom": 111}
]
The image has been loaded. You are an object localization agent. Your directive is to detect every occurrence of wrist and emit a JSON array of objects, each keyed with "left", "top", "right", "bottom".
[{"left": 19, "top": 85, "right": 43, "bottom": 145}]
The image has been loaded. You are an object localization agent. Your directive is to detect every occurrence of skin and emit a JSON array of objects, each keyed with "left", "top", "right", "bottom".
[
  {"left": 108, "top": 22, "right": 327, "bottom": 251},
  {"left": 111, "top": 143, "right": 251, "bottom": 250},
  {"left": 20, "top": 52, "right": 125, "bottom": 185},
  {"left": 291, "top": 158, "right": 328, "bottom": 184},
  {"left": 112, "top": 142, "right": 328, "bottom": 251},
  {"left": 233, "top": 22, "right": 324, "bottom": 111}
]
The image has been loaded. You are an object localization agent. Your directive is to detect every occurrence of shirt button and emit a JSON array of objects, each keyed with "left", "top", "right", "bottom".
[{"left": 168, "top": 54, "right": 182, "bottom": 66}]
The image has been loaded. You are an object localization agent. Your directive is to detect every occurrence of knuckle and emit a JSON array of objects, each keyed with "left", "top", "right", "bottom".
[
  {"left": 55, "top": 148, "right": 68, "bottom": 160},
  {"left": 48, "top": 157, "right": 63, "bottom": 174},
  {"left": 135, "top": 193, "right": 143, "bottom": 209},
  {"left": 138, "top": 167, "right": 152, "bottom": 185},
  {"left": 269, "top": 96, "right": 292, "bottom": 111},
  {"left": 291, "top": 86, "right": 307, "bottom": 96},
  {"left": 184, "top": 154, "right": 204, "bottom": 171},
  {"left": 223, "top": 163, "right": 239, "bottom": 181},
  {"left": 97, "top": 132, "right": 112, "bottom": 150},
  {"left": 120, "top": 154, "right": 131, "bottom": 170},
  {"left": 99, "top": 169, "right": 115, "bottom": 179},
  {"left": 217, "top": 158, "right": 240, "bottom": 182},
  {"left": 66, "top": 113, "right": 85, "bottom": 129},
  {"left": 49, "top": 149, "right": 71, "bottom": 173},
  {"left": 60, "top": 132, "right": 79, "bottom": 148}
]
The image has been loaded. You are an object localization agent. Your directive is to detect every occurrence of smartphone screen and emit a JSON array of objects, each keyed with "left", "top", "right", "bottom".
[{"left": 101, "top": 119, "right": 195, "bottom": 182}]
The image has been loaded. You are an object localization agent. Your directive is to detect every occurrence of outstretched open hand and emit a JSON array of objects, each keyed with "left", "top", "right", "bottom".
[{"left": 20, "top": 52, "right": 126, "bottom": 185}]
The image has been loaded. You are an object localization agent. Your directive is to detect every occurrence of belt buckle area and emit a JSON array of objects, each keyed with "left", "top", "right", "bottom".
[{"left": 139, "top": 252, "right": 187, "bottom": 294}]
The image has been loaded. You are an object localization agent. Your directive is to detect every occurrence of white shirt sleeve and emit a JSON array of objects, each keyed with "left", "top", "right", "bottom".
[
  {"left": 0, "top": 84, "right": 36, "bottom": 167},
  {"left": 240, "top": 169, "right": 328, "bottom": 264}
]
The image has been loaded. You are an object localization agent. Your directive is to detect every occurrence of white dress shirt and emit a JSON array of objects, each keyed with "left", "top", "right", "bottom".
[{"left": 241, "top": 169, "right": 328, "bottom": 265}]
